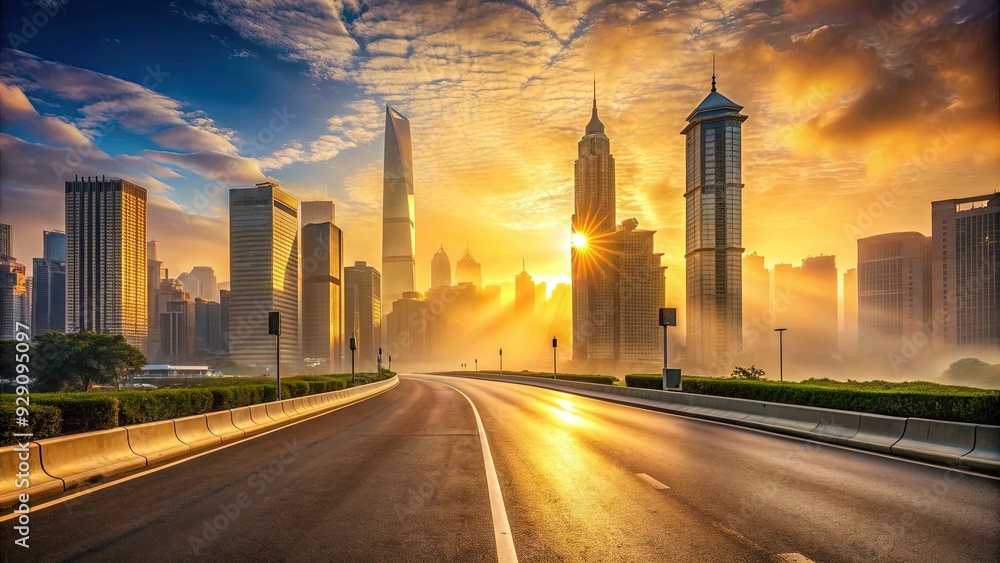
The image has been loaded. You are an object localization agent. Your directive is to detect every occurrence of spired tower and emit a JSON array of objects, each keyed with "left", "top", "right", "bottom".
[
  {"left": 681, "top": 65, "right": 747, "bottom": 372},
  {"left": 571, "top": 83, "right": 619, "bottom": 364},
  {"left": 382, "top": 105, "right": 417, "bottom": 311}
]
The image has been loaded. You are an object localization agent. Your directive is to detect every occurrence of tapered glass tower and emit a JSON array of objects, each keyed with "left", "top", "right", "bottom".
[
  {"left": 682, "top": 69, "right": 746, "bottom": 372},
  {"left": 382, "top": 106, "right": 416, "bottom": 310}
]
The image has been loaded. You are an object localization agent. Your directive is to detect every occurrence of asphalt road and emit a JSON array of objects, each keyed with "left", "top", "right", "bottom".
[{"left": 2, "top": 374, "right": 998, "bottom": 562}]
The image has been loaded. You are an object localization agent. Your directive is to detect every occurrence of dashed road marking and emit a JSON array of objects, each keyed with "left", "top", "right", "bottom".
[
  {"left": 635, "top": 473, "right": 670, "bottom": 490},
  {"left": 777, "top": 553, "right": 815, "bottom": 562}
]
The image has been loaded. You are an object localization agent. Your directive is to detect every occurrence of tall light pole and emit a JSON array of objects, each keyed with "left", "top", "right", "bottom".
[
  {"left": 377, "top": 346, "right": 382, "bottom": 377},
  {"left": 349, "top": 336, "right": 357, "bottom": 385},
  {"left": 659, "top": 308, "right": 680, "bottom": 389},
  {"left": 475, "top": 358, "right": 478, "bottom": 372},
  {"left": 499, "top": 348, "right": 503, "bottom": 374},
  {"left": 268, "top": 312, "right": 281, "bottom": 399},
  {"left": 552, "top": 337, "right": 558, "bottom": 379},
  {"left": 774, "top": 328, "right": 787, "bottom": 382},
  {"left": 388, "top": 355, "right": 391, "bottom": 373}
]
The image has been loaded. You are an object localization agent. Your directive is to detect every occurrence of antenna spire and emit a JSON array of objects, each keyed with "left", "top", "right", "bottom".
[
  {"left": 711, "top": 54, "right": 717, "bottom": 92},
  {"left": 593, "top": 74, "right": 597, "bottom": 108}
]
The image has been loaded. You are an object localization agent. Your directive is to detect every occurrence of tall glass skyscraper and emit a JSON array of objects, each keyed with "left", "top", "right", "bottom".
[
  {"left": 682, "top": 71, "right": 746, "bottom": 372},
  {"left": 382, "top": 105, "right": 416, "bottom": 311},
  {"left": 572, "top": 87, "right": 619, "bottom": 364},
  {"left": 229, "top": 182, "right": 299, "bottom": 368},
  {"left": 344, "top": 261, "right": 381, "bottom": 371},
  {"left": 33, "top": 230, "right": 67, "bottom": 335},
  {"left": 65, "top": 178, "right": 147, "bottom": 350},
  {"left": 301, "top": 201, "right": 344, "bottom": 370}
]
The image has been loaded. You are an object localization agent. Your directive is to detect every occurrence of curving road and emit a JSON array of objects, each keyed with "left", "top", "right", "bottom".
[{"left": 2, "top": 374, "right": 999, "bottom": 562}]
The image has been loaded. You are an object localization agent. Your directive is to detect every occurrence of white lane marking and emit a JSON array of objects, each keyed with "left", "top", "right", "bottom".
[
  {"left": 409, "top": 376, "right": 519, "bottom": 563},
  {"left": 777, "top": 554, "right": 815, "bottom": 562},
  {"left": 432, "top": 374, "right": 1000, "bottom": 482},
  {"left": 0, "top": 381, "right": 399, "bottom": 521},
  {"left": 635, "top": 473, "right": 669, "bottom": 490}
]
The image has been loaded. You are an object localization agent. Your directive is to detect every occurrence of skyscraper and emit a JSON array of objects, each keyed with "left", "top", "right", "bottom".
[
  {"left": 65, "top": 178, "right": 147, "bottom": 350},
  {"left": 229, "top": 182, "right": 299, "bottom": 368},
  {"left": 161, "top": 298, "right": 195, "bottom": 363},
  {"left": 386, "top": 291, "right": 426, "bottom": 365},
  {"left": 344, "top": 261, "right": 381, "bottom": 371},
  {"left": 177, "top": 272, "right": 202, "bottom": 299},
  {"left": 931, "top": 194, "right": 999, "bottom": 350},
  {"left": 456, "top": 245, "right": 483, "bottom": 288},
  {"left": 32, "top": 230, "right": 67, "bottom": 336},
  {"left": 190, "top": 266, "right": 219, "bottom": 302},
  {"left": 842, "top": 268, "right": 858, "bottom": 352},
  {"left": 194, "top": 297, "right": 223, "bottom": 354},
  {"left": 0, "top": 256, "right": 27, "bottom": 341},
  {"left": 682, "top": 69, "right": 746, "bottom": 372},
  {"left": 382, "top": 106, "right": 416, "bottom": 310},
  {"left": 431, "top": 245, "right": 451, "bottom": 289},
  {"left": 146, "top": 240, "right": 165, "bottom": 358},
  {"left": 301, "top": 201, "right": 344, "bottom": 370},
  {"left": 617, "top": 218, "right": 666, "bottom": 365},
  {"left": 800, "top": 255, "right": 839, "bottom": 356},
  {"left": 0, "top": 224, "right": 11, "bottom": 259},
  {"left": 858, "top": 232, "right": 932, "bottom": 356},
  {"left": 220, "top": 288, "right": 231, "bottom": 353},
  {"left": 572, "top": 85, "right": 619, "bottom": 364},
  {"left": 514, "top": 261, "right": 535, "bottom": 319}
]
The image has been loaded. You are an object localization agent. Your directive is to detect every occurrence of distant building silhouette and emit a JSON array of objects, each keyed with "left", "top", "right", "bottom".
[
  {"left": 161, "top": 297, "right": 195, "bottom": 363},
  {"left": 0, "top": 224, "right": 10, "bottom": 260},
  {"left": 146, "top": 240, "right": 166, "bottom": 357},
  {"left": 515, "top": 261, "right": 535, "bottom": 319},
  {"left": 572, "top": 85, "right": 619, "bottom": 364},
  {"left": 229, "top": 182, "right": 299, "bottom": 368},
  {"left": 456, "top": 245, "right": 483, "bottom": 289},
  {"left": 344, "top": 261, "right": 381, "bottom": 371},
  {"left": 842, "top": 268, "right": 858, "bottom": 352},
  {"left": 858, "top": 233, "right": 931, "bottom": 358},
  {"left": 431, "top": 245, "right": 451, "bottom": 289},
  {"left": 177, "top": 272, "right": 201, "bottom": 300},
  {"left": 800, "top": 255, "right": 839, "bottom": 356},
  {"left": 65, "top": 178, "right": 148, "bottom": 351},
  {"left": 931, "top": 194, "right": 999, "bottom": 350},
  {"left": 301, "top": 201, "right": 344, "bottom": 371},
  {"left": 32, "top": 230, "right": 67, "bottom": 336},
  {"left": 682, "top": 68, "right": 746, "bottom": 373},
  {"left": 386, "top": 291, "right": 426, "bottom": 365},
  {"left": 382, "top": 106, "right": 417, "bottom": 310},
  {"left": 741, "top": 252, "right": 770, "bottom": 362},
  {"left": 194, "top": 297, "right": 223, "bottom": 354},
  {"left": 190, "top": 266, "right": 219, "bottom": 302},
  {"left": 220, "top": 288, "right": 230, "bottom": 353},
  {"left": 617, "top": 218, "right": 665, "bottom": 365}
]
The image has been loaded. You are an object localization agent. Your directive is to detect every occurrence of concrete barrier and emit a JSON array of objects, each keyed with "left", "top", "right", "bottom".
[
  {"left": 0, "top": 443, "right": 64, "bottom": 505},
  {"left": 37, "top": 428, "right": 147, "bottom": 489},
  {"left": 249, "top": 404, "right": 278, "bottom": 427},
  {"left": 230, "top": 406, "right": 263, "bottom": 435},
  {"left": 960, "top": 426, "right": 1000, "bottom": 474},
  {"left": 281, "top": 398, "right": 301, "bottom": 419},
  {"left": 173, "top": 415, "right": 221, "bottom": 450},
  {"left": 809, "top": 410, "right": 861, "bottom": 441},
  {"left": 205, "top": 411, "right": 244, "bottom": 442},
  {"left": 839, "top": 413, "right": 907, "bottom": 453},
  {"left": 266, "top": 401, "right": 289, "bottom": 422},
  {"left": 125, "top": 420, "right": 190, "bottom": 463},
  {"left": 892, "top": 418, "right": 977, "bottom": 466}
]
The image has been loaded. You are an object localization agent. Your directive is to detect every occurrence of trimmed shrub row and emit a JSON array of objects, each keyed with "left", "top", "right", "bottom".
[
  {"left": 32, "top": 394, "right": 119, "bottom": 434},
  {"left": 624, "top": 375, "right": 1000, "bottom": 425},
  {"left": 0, "top": 402, "right": 62, "bottom": 445},
  {"left": 117, "top": 389, "right": 215, "bottom": 426}
]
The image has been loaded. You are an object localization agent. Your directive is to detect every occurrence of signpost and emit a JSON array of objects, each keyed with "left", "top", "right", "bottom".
[
  {"left": 552, "top": 337, "right": 558, "bottom": 379},
  {"left": 659, "top": 308, "right": 681, "bottom": 390},
  {"left": 349, "top": 336, "right": 357, "bottom": 384},
  {"left": 499, "top": 348, "right": 503, "bottom": 374},
  {"left": 268, "top": 312, "right": 281, "bottom": 399}
]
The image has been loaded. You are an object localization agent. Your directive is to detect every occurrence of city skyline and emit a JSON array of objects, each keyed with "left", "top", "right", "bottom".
[{"left": 1, "top": 0, "right": 996, "bottom": 316}]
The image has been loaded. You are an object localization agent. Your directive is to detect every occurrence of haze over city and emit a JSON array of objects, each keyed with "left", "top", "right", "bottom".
[{"left": 1, "top": 0, "right": 998, "bottom": 382}]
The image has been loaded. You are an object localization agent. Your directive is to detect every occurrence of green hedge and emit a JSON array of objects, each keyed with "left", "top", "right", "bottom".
[
  {"left": 0, "top": 403, "right": 62, "bottom": 446},
  {"left": 508, "top": 371, "right": 617, "bottom": 385},
  {"left": 624, "top": 375, "right": 1000, "bottom": 425},
  {"left": 32, "top": 394, "right": 119, "bottom": 434},
  {"left": 117, "top": 389, "right": 214, "bottom": 426},
  {"left": 281, "top": 381, "right": 310, "bottom": 398},
  {"left": 205, "top": 384, "right": 271, "bottom": 410}
]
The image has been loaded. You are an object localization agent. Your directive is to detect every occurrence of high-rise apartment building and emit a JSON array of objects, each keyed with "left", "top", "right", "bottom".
[
  {"left": 194, "top": 297, "right": 223, "bottom": 354},
  {"left": 682, "top": 70, "right": 746, "bottom": 372},
  {"left": 858, "top": 232, "right": 932, "bottom": 356},
  {"left": 161, "top": 298, "right": 195, "bottom": 363},
  {"left": 842, "top": 268, "right": 858, "bottom": 352},
  {"left": 344, "top": 261, "right": 381, "bottom": 371},
  {"left": 617, "top": 218, "right": 665, "bottom": 365},
  {"left": 456, "top": 246, "right": 483, "bottom": 288},
  {"left": 800, "top": 255, "right": 839, "bottom": 356},
  {"left": 32, "top": 230, "right": 67, "bottom": 335},
  {"left": 571, "top": 87, "right": 619, "bottom": 364},
  {"left": 931, "top": 194, "right": 999, "bottom": 350},
  {"left": 301, "top": 201, "right": 344, "bottom": 370},
  {"left": 382, "top": 106, "right": 416, "bottom": 310},
  {"left": 229, "top": 182, "right": 299, "bottom": 367},
  {"left": 65, "top": 178, "right": 147, "bottom": 350},
  {"left": 514, "top": 262, "right": 535, "bottom": 320}
]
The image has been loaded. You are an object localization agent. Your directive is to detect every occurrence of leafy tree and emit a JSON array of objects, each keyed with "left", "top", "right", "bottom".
[
  {"left": 732, "top": 365, "right": 766, "bottom": 380},
  {"left": 31, "top": 332, "right": 146, "bottom": 392},
  {"left": 941, "top": 358, "right": 1000, "bottom": 387}
]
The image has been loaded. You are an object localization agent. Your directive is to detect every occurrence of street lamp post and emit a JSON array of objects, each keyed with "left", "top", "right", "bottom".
[
  {"left": 349, "top": 336, "right": 357, "bottom": 385},
  {"left": 774, "top": 328, "right": 787, "bottom": 382},
  {"left": 659, "top": 308, "right": 680, "bottom": 390},
  {"left": 499, "top": 348, "right": 503, "bottom": 374},
  {"left": 475, "top": 358, "right": 478, "bottom": 372},
  {"left": 377, "top": 346, "right": 382, "bottom": 377},
  {"left": 552, "top": 337, "right": 557, "bottom": 379},
  {"left": 388, "top": 355, "right": 391, "bottom": 373}
]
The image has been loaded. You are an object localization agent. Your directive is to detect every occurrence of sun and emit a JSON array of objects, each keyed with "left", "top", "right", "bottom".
[{"left": 571, "top": 232, "right": 587, "bottom": 249}]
